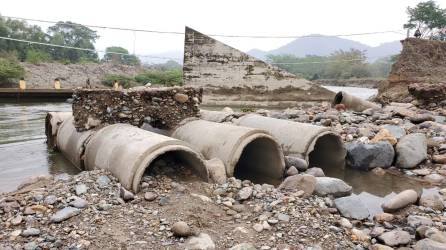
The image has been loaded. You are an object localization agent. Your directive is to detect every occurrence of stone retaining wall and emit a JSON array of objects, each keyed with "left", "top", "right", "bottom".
[{"left": 72, "top": 87, "right": 202, "bottom": 131}]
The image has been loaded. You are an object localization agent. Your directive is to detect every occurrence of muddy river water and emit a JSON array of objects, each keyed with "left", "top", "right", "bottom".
[{"left": 0, "top": 86, "right": 427, "bottom": 195}]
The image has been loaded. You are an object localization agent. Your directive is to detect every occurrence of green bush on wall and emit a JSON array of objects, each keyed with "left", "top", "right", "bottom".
[
  {"left": 101, "top": 74, "right": 135, "bottom": 89},
  {"left": 0, "top": 58, "right": 25, "bottom": 83},
  {"left": 135, "top": 69, "right": 182, "bottom": 86}
]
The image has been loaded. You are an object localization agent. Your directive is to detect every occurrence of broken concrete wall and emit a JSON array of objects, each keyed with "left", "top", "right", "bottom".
[
  {"left": 378, "top": 38, "right": 446, "bottom": 103},
  {"left": 72, "top": 87, "right": 202, "bottom": 131},
  {"left": 183, "top": 27, "right": 334, "bottom": 105}
]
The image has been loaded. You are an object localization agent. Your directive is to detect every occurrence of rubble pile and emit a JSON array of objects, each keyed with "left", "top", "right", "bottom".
[
  {"left": 2, "top": 163, "right": 446, "bottom": 249},
  {"left": 72, "top": 87, "right": 202, "bottom": 131}
]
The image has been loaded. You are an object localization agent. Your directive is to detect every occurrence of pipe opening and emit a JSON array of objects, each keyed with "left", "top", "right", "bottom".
[
  {"left": 233, "top": 137, "right": 283, "bottom": 185},
  {"left": 308, "top": 134, "right": 346, "bottom": 169},
  {"left": 333, "top": 91, "right": 343, "bottom": 105},
  {"left": 142, "top": 150, "right": 206, "bottom": 183}
]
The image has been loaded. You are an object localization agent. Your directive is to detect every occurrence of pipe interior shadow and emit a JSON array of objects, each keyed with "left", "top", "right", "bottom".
[
  {"left": 309, "top": 134, "right": 346, "bottom": 170},
  {"left": 233, "top": 137, "right": 283, "bottom": 186}
]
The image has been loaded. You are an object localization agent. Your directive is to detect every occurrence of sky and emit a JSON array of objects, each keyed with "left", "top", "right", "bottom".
[{"left": 2, "top": 0, "right": 446, "bottom": 58}]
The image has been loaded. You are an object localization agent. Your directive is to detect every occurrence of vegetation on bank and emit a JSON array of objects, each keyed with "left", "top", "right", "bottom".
[
  {"left": 101, "top": 60, "right": 183, "bottom": 88},
  {"left": 267, "top": 49, "right": 399, "bottom": 80},
  {"left": 0, "top": 55, "right": 24, "bottom": 83}
]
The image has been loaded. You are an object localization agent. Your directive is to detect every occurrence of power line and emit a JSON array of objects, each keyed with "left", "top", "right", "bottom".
[
  {"left": 0, "top": 36, "right": 182, "bottom": 61},
  {"left": 0, "top": 36, "right": 382, "bottom": 66},
  {"left": 3, "top": 15, "right": 406, "bottom": 39}
]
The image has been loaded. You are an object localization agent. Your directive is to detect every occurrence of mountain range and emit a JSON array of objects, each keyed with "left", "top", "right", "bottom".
[
  {"left": 140, "top": 36, "right": 402, "bottom": 64},
  {"left": 247, "top": 35, "right": 402, "bottom": 61}
]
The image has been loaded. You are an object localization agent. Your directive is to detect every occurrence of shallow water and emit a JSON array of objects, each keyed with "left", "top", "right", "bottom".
[
  {"left": 0, "top": 102, "right": 80, "bottom": 193},
  {"left": 0, "top": 86, "right": 425, "bottom": 195}
]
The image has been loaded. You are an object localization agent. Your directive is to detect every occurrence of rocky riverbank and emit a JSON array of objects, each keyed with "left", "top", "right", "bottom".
[{"left": 2, "top": 99, "right": 446, "bottom": 249}]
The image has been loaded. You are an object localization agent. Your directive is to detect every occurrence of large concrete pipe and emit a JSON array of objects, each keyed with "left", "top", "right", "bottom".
[
  {"left": 234, "top": 114, "right": 346, "bottom": 169},
  {"left": 172, "top": 120, "right": 285, "bottom": 184},
  {"left": 84, "top": 124, "right": 208, "bottom": 192},
  {"left": 45, "top": 112, "right": 72, "bottom": 149},
  {"left": 56, "top": 115, "right": 95, "bottom": 170},
  {"left": 333, "top": 91, "right": 380, "bottom": 112}
]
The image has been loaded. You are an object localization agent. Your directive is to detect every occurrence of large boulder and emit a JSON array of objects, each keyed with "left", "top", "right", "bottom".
[
  {"left": 334, "top": 195, "right": 369, "bottom": 220},
  {"left": 419, "top": 188, "right": 445, "bottom": 210},
  {"left": 346, "top": 141, "right": 395, "bottom": 170},
  {"left": 278, "top": 174, "right": 316, "bottom": 196},
  {"left": 378, "top": 230, "right": 411, "bottom": 246},
  {"left": 285, "top": 156, "right": 308, "bottom": 171},
  {"left": 381, "top": 125, "right": 406, "bottom": 139},
  {"left": 314, "top": 177, "right": 352, "bottom": 197},
  {"left": 184, "top": 233, "right": 215, "bottom": 250},
  {"left": 206, "top": 158, "right": 227, "bottom": 184},
  {"left": 381, "top": 189, "right": 418, "bottom": 212},
  {"left": 407, "top": 215, "right": 433, "bottom": 228},
  {"left": 395, "top": 133, "right": 427, "bottom": 169},
  {"left": 414, "top": 238, "right": 446, "bottom": 250}
]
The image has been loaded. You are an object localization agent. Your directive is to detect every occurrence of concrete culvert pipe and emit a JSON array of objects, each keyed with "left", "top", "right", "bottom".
[
  {"left": 333, "top": 91, "right": 380, "bottom": 112},
  {"left": 172, "top": 120, "right": 285, "bottom": 184},
  {"left": 45, "top": 112, "right": 72, "bottom": 149},
  {"left": 235, "top": 114, "right": 346, "bottom": 169},
  {"left": 56, "top": 115, "right": 95, "bottom": 170},
  {"left": 84, "top": 124, "right": 208, "bottom": 192}
]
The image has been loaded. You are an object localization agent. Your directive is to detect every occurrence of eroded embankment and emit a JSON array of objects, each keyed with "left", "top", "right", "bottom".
[{"left": 378, "top": 38, "right": 446, "bottom": 103}]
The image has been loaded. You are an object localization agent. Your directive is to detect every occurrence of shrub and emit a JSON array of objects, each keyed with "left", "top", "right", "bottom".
[
  {"left": 26, "top": 49, "right": 52, "bottom": 64},
  {"left": 135, "top": 68, "right": 182, "bottom": 86},
  {"left": 101, "top": 74, "right": 135, "bottom": 89},
  {"left": 0, "top": 58, "right": 25, "bottom": 83}
]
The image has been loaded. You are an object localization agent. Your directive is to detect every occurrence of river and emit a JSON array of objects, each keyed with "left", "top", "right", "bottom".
[{"left": 0, "top": 86, "right": 423, "bottom": 195}]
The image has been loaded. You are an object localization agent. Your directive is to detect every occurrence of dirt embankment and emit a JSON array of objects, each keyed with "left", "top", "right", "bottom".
[
  {"left": 378, "top": 38, "right": 446, "bottom": 103},
  {"left": 10, "top": 62, "right": 143, "bottom": 89}
]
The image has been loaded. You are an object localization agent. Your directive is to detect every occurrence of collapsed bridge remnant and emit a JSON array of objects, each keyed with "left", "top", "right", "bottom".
[
  {"left": 72, "top": 86, "right": 202, "bottom": 131},
  {"left": 183, "top": 27, "right": 335, "bottom": 107}
]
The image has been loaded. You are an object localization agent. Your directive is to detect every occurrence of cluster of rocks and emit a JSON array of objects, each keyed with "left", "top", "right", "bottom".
[
  {"left": 232, "top": 100, "right": 446, "bottom": 185},
  {"left": 0, "top": 168, "right": 356, "bottom": 249},
  {"left": 2, "top": 164, "right": 446, "bottom": 249},
  {"left": 72, "top": 87, "right": 203, "bottom": 131}
]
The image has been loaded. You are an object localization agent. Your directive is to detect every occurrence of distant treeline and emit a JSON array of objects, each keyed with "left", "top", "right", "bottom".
[
  {"left": 267, "top": 49, "right": 399, "bottom": 80},
  {"left": 0, "top": 15, "right": 186, "bottom": 86},
  {"left": 0, "top": 15, "right": 139, "bottom": 65}
]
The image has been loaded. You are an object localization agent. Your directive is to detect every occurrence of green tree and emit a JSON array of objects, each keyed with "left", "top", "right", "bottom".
[
  {"left": 0, "top": 57, "right": 25, "bottom": 83},
  {"left": 266, "top": 54, "right": 328, "bottom": 79},
  {"left": 47, "top": 21, "right": 99, "bottom": 63},
  {"left": 0, "top": 15, "right": 49, "bottom": 61},
  {"left": 325, "top": 49, "right": 370, "bottom": 79},
  {"left": 404, "top": 1, "right": 446, "bottom": 39},
  {"left": 103, "top": 46, "right": 140, "bottom": 65},
  {"left": 26, "top": 49, "right": 52, "bottom": 64}
]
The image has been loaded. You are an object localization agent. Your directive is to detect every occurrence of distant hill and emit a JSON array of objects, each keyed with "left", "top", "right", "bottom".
[
  {"left": 247, "top": 35, "right": 402, "bottom": 61},
  {"left": 140, "top": 50, "right": 183, "bottom": 65}
]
